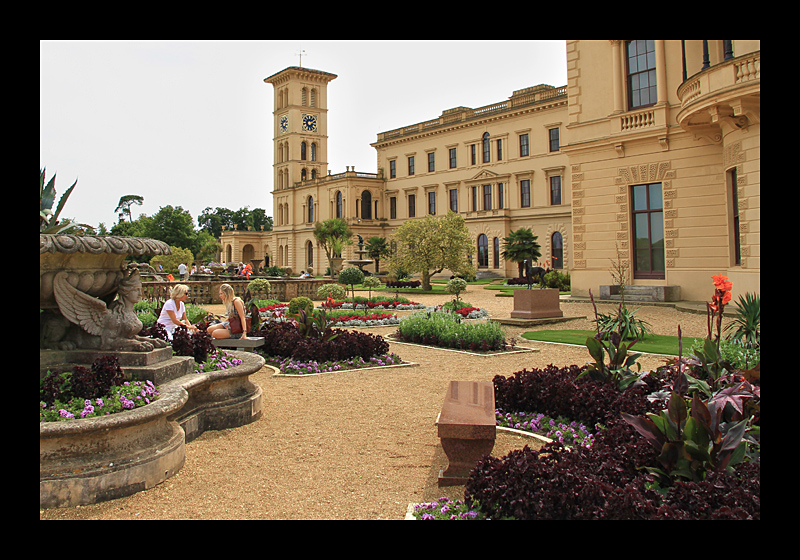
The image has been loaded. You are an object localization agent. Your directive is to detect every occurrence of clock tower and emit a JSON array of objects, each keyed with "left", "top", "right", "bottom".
[{"left": 264, "top": 66, "right": 337, "bottom": 190}]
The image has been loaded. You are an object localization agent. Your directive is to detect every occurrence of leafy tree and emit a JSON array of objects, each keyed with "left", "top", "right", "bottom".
[
  {"left": 115, "top": 195, "right": 144, "bottom": 223},
  {"left": 501, "top": 227, "right": 542, "bottom": 278},
  {"left": 365, "top": 236, "right": 390, "bottom": 274},
  {"left": 143, "top": 205, "right": 199, "bottom": 254},
  {"left": 198, "top": 207, "right": 233, "bottom": 238},
  {"left": 387, "top": 211, "right": 475, "bottom": 291},
  {"left": 313, "top": 218, "right": 352, "bottom": 278}
]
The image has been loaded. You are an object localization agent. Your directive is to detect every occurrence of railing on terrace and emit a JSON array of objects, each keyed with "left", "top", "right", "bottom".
[
  {"left": 290, "top": 169, "right": 383, "bottom": 190},
  {"left": 141, "top": 277, "right": 335, "bottom": 305},
  {"left": 376, "top": 85, "right": 567, "bottom": 142}
]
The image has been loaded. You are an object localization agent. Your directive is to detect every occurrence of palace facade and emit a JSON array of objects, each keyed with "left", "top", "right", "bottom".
[{"left": 220, "top": 40, "right": 759, "bottom": 301}]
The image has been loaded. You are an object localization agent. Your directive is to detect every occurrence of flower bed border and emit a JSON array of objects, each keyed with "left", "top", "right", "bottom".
[
  {"left": 266, "top": 360, "right": 420, "bottom": 377},
  {"left": 387, "top": 337, "right": 538, "bottom": 357}
]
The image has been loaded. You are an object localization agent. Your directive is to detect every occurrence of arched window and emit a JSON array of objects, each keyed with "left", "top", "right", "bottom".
[
  {"left": 361, "top": 190, "right": 372, "bottom": 220},
  {"left": 307, "top": 240, "right": 314, "bottom": 270},
  {"left": 311, "top": 142, "right": 317, "bottom": 161},
  {"left": 301, "top": 142, "right": 307, "bottom": 161},
  {"left": 311, "top": 169, "right": 317, "bottom": 180},
  {"left": 301, "top": 87, "right": 308, "bottom": 106},
  {"left": 482, "top": 132, "right": 490, "bottom": 163},
  {"left": 301, "top": 168, "right": 307, "bottom": 182},
  {"left": 477, "top": 234, "right": 489, "bottom": 268},
  {"left": 336, "top": 191, "right": 343, "bottom": 218},
  {"left": 310, "top": 88, "right": 317, "bottom": 107},
  {"left": 551, "top": 231, "right": 563, "bottom": 269},
  {"left": 307, "top": 196, "right": 314, "bottom": 223}
]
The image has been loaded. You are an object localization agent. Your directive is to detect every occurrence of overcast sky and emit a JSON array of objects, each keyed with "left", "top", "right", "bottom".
[{"left": 40, "top": 40, "right": 567, "bottom": 230}]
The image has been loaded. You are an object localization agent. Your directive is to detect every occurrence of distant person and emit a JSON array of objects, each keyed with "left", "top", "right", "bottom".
[
  {"left": 299, "top": 270, "right": 311, "bottom": 278},
  {"left": 157, "top": 284, "right": 198, "bottom": 340},
  {"left": 207, "top": 283, "right": 248, "bottom": 340},
  {"left": 178, "top": 262, "right": 188, "bottom": 281}
]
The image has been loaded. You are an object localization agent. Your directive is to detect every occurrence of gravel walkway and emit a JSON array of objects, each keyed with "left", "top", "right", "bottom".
[{"left": 40, "top": 286, "right": 725, "bottom": 520}]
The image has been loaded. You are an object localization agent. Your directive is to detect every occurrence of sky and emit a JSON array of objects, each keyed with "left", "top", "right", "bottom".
[{"left": 40, "top": 40, "right": 567, "bottom": 231}]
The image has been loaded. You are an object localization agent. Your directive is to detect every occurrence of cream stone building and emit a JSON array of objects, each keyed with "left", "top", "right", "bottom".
[{"left": 220, "top": 40, "right": 759, "bottom": 301}]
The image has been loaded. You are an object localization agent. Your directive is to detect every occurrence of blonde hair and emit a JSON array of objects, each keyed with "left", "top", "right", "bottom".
[
  {"left": 218, "top": 283, "right": 241, "bottom": 316},
  {"left": 170, "top": 284, "right": 190, "bottom": 300}
]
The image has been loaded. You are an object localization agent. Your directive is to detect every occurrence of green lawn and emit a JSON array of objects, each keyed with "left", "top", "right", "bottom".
[{"left": 521, "top": 329, "right": 704, "bottom": 356}]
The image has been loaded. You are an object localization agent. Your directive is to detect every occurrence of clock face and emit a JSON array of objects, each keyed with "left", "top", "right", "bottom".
[
  {"left": 302, "top": 113, "right": 318, "bottom": 132},
  {"left": 279, "top": 115, "right": 288, "bottom": 133}
]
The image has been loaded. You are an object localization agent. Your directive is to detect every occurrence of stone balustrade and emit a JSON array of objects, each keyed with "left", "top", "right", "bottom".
[{"left": 141, "top": 277, "right": 335, "bottom": 304}]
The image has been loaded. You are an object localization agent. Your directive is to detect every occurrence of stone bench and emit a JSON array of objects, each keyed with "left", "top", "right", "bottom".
[
  {"left": 435, "top": 380, "right": 496, "bottom": 486},
  {"left": 211, "top": 337, "right": 265, "bottom": 352}
]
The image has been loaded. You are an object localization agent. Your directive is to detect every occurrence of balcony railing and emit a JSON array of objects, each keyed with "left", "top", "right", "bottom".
[
  {"left": 375, "top": 85, "right": 567, "bottom": 142},
  {"left": 678, "top": 51, "right": 760, "bottom": 111}
]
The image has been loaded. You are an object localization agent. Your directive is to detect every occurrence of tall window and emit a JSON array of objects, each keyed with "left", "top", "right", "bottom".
[
  {"left": 631, "top": 183, "right": 665, "bottom": 278},
  {"left": 306, "top": 241, "right": 314, "bottom": 270},
  {"left": 483, "top": 185, "right": 492, "bottom": 211},
  {"left": 549, "top": 128, "right": 560, "bottom": 152},
  {"left": 550, "top": 176, "right": 562, "bottom": 205},
  {"left": 471, "top": 145, "right": 476, "bottom": 165},
  {"left": 390, "top": 160, "right": 396, "bottom": 179},
  {"left": 551, "top": 232, "right": 563, "bottom": 269},
  {"left": 728, "top": 168, "right": 741, "bottom": 265},
  {"left": 307, "top": 196, "right": 314, "bottom": 223},
  {"left": 311, "top": 143, "right": 317, "bottom": 161},
  {"left": 472, "top": 186, "right": 478, "bottom": 211},
  {"left": 408, "top": 194, "right": 416, "bottom": 218},
  {"left": 519, "top": 133, "right": 529, "bottom": 157},
  {"left": 336, "top": 191, "right": 343, "bottom": 218},
  {"left": 493, "top": 237, "right": 500, "bottom": 268},
  {"left": 301, "top": 141, "right": 307, "bottom": 160},
  {"left": 477, "top": 234, "right": 489, "bottom": 268},
  {"left": 497, "top": 138, "right": 503, "bottom": 161},
  {"left": 428, "top": 152, "right": 435, "bottom": 172},
  {"left": 449, "top": 148, "right": 457, "bottom": 168},
  {"left": 520, "top": 179, "right": 531, "bottom": 208},
  {"left": 482, "top": 133, "right": 490, "bottom": 163},
  {"left": 390, "top": 196, "right": 397, "bottom": 219},
  {"left": 498, "top": 183, "right": 504, "bottom": 209},
  {"left": 428, "top": 191, "right": 436, "bottom": 215},
  {"left": 361, "top": 190, "right": 372, "bottom": 220},
  {"left": 627, "top": 40, "right": 657, "bottom": 109},
  {"left": 408, "top": 156, "right": 415, "bottom": 176},
  {"left": 449, "top": 188, "right": 458, "bottom": 212}
]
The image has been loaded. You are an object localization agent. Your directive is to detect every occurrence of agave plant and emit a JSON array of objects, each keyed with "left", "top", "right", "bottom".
[
  {"left": 724, "top": 292, "right": 760, "bottom": 349},
  {"left": 40, "top": 167, "right": 90, "bottom": 233}
]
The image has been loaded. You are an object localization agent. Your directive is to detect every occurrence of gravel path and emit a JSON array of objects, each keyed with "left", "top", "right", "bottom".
[{"left": 40, "top": 286, "right": 723, "bottom": 520}]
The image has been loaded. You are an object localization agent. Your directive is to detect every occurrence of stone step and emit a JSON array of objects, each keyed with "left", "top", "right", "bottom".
[{"left": 599, "top": 285, "right": 681, "bottom": 302}]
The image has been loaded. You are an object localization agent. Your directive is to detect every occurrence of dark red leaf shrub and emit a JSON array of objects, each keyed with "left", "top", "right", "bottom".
[
  {"left": 256, "top": 321, "right": 389, "bottom": 362},
  {"left": 467, "top": 365, "right": 759, "bottom": 520},
  {"left": 492, "top": 364, "right": 666, "bottom": 427},
  {"left": 40, "top": 355, "right": 125, "bottom": 404}
]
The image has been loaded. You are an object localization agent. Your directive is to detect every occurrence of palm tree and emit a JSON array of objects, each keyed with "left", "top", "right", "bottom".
[
  {"left": 501, "top": 227, "right": 542, "bottom": 277},
  {"left": 364, "top": 236, "right": 390, "bottom": 274},
  {"left": 313, "top": 218, "right": 352, "bottom": 278}
]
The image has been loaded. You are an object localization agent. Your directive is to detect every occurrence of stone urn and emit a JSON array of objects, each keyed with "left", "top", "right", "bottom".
[{"left": 40, "top": 234, "right": 172, "bottom": 352}]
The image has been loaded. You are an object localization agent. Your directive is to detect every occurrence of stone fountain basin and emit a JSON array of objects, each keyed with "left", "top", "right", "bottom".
[{"left": 40, "top": 351, "right": 264, "bottom": 509}]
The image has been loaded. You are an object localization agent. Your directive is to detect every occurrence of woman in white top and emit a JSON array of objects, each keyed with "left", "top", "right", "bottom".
[
  {"left": 157, "top": 284, "right": 199, "bottom": 340},
  {"left": 207, "top": 283, "right": 248, "bottom": 340}
]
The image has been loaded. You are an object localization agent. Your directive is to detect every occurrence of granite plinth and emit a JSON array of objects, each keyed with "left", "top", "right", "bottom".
[{"left": 510, "top": 288, "right": 563, "bottom": 319}]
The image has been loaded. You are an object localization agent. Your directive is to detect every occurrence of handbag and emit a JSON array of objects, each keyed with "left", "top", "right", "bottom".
[{"left": 228, "top": 313, "right": 252, "bottom": 334}]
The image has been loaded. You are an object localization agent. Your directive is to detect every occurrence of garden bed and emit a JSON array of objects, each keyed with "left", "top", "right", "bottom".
[
  {"left": 265, "top": 355, "right": 419, "bottom": 377},
  {"left": 387, "top": 335, "right": 537, "bottom": 357}
]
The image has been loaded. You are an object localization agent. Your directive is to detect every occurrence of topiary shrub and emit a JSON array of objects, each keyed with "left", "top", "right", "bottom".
[
  {"left": 287, "top": 296, "right": 314, "bottom": 315},
  {"left": 317, "top": 283, "right": 346, "bottom": 300}
]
